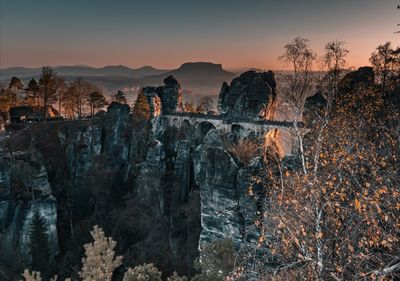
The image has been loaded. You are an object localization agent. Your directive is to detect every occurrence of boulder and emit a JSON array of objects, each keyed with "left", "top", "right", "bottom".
[
  {"left": 218, "top": 71, "right": 277, "bottom": 120},
  {"left": 339, "top": 66, "right": 375, "bottom": 94},
  {"left": 303, "top": 91, "right": 327, "bottom": 125}
]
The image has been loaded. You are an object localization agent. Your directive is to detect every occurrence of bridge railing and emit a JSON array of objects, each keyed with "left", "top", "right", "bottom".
[
  {"left": 162, "top": 112, "right": 304, "bottom": 128},
  {"left": 163, "top": 112, "right": 223, "bottom": 120}
]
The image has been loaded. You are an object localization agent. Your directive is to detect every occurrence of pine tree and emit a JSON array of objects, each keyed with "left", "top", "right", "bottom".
[
  {"left": 132, "top": 91, "right": 150, "bottom": 120},
  {"left": 114, "top": 90, "right": 127, "bottom": 104},
  {"left": 28, "top": 211, "right": 50, "bottom": 274}
]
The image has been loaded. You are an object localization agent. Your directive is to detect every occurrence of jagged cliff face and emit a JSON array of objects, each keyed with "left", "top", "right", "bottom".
[
  {"left": 0, "top": 149, "right": 58, "bottom": 261},
  {"left": 0, "top": 72, "right": 287, "bottom": 278},
  {"left": 218, "top": 71, "right": 277, "bottom": 120},
  {"left": 0, "top": 106, "right": 269, "bottom": 277},
  {"left": 151, "top": 116, "right": 281, "bottom": 251}
]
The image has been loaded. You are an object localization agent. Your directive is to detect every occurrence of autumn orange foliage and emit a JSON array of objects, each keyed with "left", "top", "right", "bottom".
[
  {"left": 228, "top": 139, "right": 259, "bottom": 165},
  {"left": 250, "top": 85, "right": 399, "bottom": 280}
]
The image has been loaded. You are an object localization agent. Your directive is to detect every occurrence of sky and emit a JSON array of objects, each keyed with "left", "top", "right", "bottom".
[{"left": 0, "top": 0, "right": 399, "bottom": 69}]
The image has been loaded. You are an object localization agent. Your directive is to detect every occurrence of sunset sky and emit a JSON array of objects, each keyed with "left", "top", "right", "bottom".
[{"left": 0, "top": 0, "right": 399, "bottom": 70}]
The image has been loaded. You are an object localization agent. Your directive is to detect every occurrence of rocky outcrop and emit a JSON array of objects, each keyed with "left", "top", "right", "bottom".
[
  {"left": 159, "top": 76, "right": 184, "bottom": 114},
  {"left": 236, "top": 157, "right": 264, "bottom": 244},
  {"left": 0, "top": 150, "right": 58, "bottom": 261},
  {"left": 142, "top": 76, "right": 184, "bottom": 115},
  {"left": 0, "top": 93, "right": 278, "bottom": 277},
  {"left": 339, "top": 66, "right": 375, "bottom": 94},
  {"left": 1, "top": 100, "right": 202, "bottom": 276},
  {"left": 198, "top": 145, "right": 240, "bottom": 243},
  {"left": 136, "top": 140, "right": 166, "bottom": 206},
  {"left": 218, "top": 71, "right": 277, "bottom": 120},
  {"left": 150, "top": 116, "right": 266, "bottom": 252},
  {"left": 193, "top": 128, "right": 264, "bottom": 247},
  {"left": 303, "top": 92, "right": 327, "bottom": 125}
]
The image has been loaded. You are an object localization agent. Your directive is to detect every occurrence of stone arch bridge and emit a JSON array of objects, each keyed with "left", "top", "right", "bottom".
[{"left": 152, "top": 113, "right": 302, "bottom": 155}]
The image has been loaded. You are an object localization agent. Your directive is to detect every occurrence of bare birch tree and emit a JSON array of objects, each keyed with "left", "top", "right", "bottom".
[{"left": 279, "top": 37, "right": 316, "bottom": 174}]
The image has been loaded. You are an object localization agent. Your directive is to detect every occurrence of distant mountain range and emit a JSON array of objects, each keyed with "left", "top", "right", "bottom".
[
  {"left": 0, "top": 65, "right": 169, "bottom": 79},
  {"left": 0, "top": 62, "right": 236, "bottom": 99}
]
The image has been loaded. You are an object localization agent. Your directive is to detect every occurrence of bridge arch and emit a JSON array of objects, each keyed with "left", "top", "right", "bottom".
[
  {"left": 197, "top": 121, "right": 216, "bottom": 136},
  {"left": 231, "top": 124, "right": 243, "bottom": 133},
  {"left": 182, "top": 119, "right": 191, "bottom": 127}
]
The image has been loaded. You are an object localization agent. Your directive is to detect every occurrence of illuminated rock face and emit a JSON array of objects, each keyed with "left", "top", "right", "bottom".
[
  {"left": 218, "top": 71, "right": 277, "bottom": 120},
  {"left": 142, "top": 75, "right": 184, "bottom": 116}
]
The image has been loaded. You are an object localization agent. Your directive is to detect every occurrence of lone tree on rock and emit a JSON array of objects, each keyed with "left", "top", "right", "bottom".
[
  {"left": 114, "top": 90, "right": 127, "bottom": 104},
  {"left": 132, "top": 91, "right": 150, "bottom": 120}
]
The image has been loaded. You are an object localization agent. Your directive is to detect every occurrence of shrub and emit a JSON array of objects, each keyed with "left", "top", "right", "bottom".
[
  {"left": 192, "top": 239, "right": 236, "bottom": 281},
  {"left": 167, "top": 271, "right": 188, "bottom": 281},
  {"left": 79, "top": 225, "right": 123, "bottom": 281},
  {"left": 22, "top": 270, "right": 42, "bottom": 281},
  {"left": 228, "top": 139, "right": 259, "bottom": 165},
  {"left": 122, "top": 263, "right": 162, "bottom": 281}
]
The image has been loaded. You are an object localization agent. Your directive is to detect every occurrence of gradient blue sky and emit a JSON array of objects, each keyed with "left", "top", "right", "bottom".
[{"left": 0, "top": 0, "right": 399, "bottom": 69}]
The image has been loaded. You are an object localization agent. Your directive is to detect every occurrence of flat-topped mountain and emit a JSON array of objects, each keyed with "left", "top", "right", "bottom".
[
  {"left": 143, "top": 62, "right": 236, "bottom": 97},
  {"left": 168, "top": 62, "right": 234, "bottom": 79}
]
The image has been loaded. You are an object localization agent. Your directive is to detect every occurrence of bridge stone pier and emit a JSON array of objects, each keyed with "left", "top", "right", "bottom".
[{"left": 152, "top": 113, "right": 300, "bottom": 156}]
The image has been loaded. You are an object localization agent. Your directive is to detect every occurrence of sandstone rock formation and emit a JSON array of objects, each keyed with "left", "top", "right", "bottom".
[
  {"left": 142, "top": 75, "right": 184, "bottom": 116},
  {"left": 339, "top": 66, "right": 375, "bottom": 94},
  {"left": 192, "top": 128, "right": 264, "bottom": 247},
  {"left": 218, "top": 71, "right": 277, "bottom": 120},
  {"left": 0, "top": 150, "right": 58, "bottom": 261},
  {"left": 0, "top": 94, "right": 291, "bottom": 277}
]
